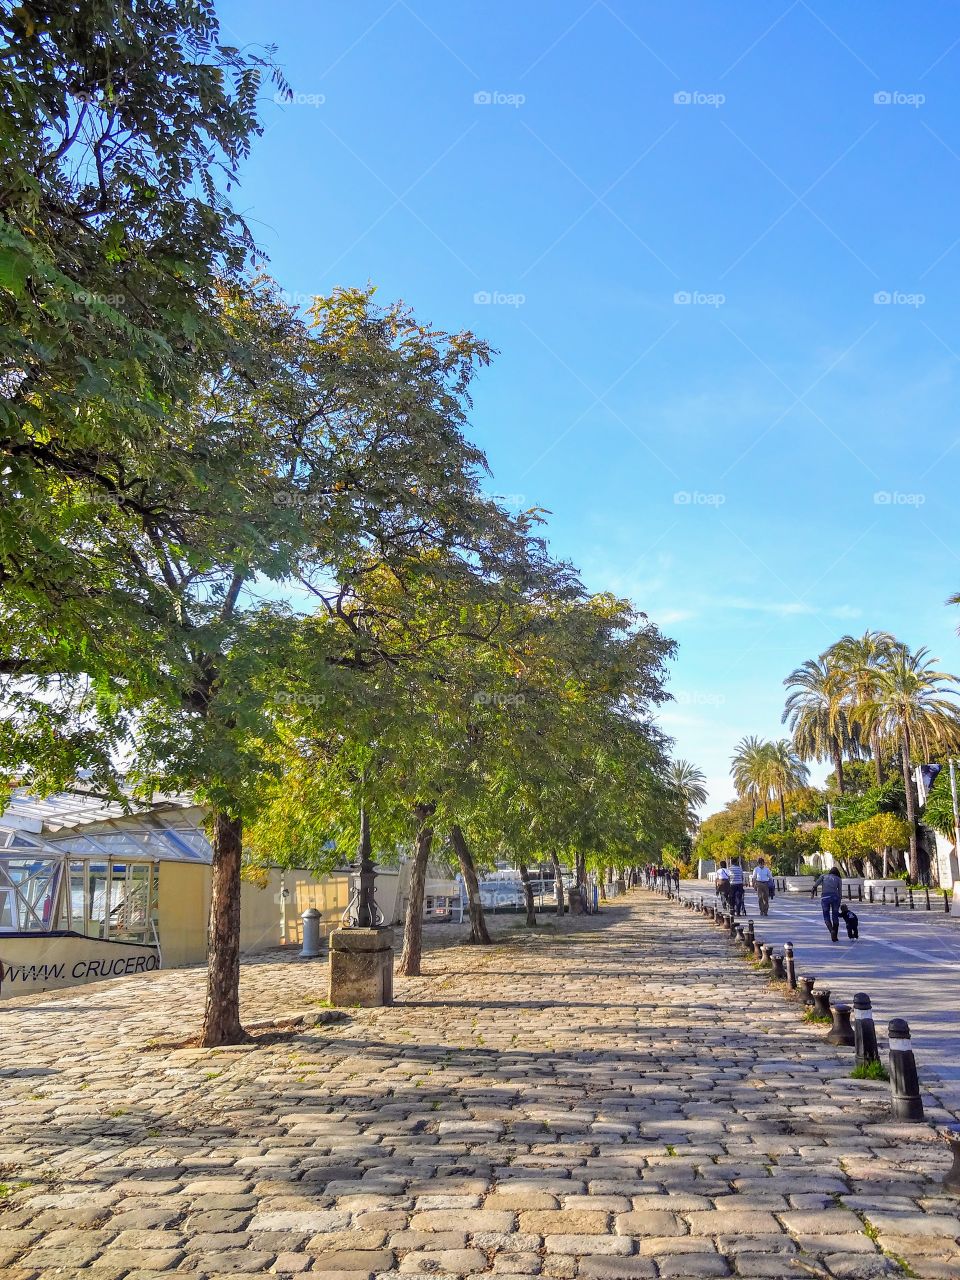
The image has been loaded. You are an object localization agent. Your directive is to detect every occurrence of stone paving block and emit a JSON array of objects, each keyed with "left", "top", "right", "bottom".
[
  {"left": 485, "top": 1190, "right": 559, "bottom": 1211},
  {"left": 613, "top": 1209, "right": 683, "bottom": 1235},
  {"left": 398, "top": 1248, "right": 489, "bottom": 1273},
  {"left": 543, "top": 1235, "right": 633, "bottom": 1255},
  {"left": 657, "top": 1254, "right": 731, "bottom": 1277},
  {"left": 576, "top": 1257, "right": 657, "bottom": 1277},
  {"left": 865, "top": 1212, "right": 960, "bottom": 1239},
  {"left": 309, "top": 1249, "right": 395, "bottom": 1273},
  {"left": 519, "top": 1211, "right": 609, "bottom": 1235}
]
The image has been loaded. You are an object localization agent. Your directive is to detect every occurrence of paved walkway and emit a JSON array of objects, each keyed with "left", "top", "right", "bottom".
[
  {"left": 1, "top": 891, "right": 958, "bottom": 1279},
  {"left": 680, "top": 879, "right": 960, "bottom": 1112}
]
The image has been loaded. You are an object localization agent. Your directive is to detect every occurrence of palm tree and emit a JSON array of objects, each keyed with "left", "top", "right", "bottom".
[
  {"left": 860, "top": 646, "right": 960, "bottom": 881},
  {"left": 782, "top": 655, "right": 858, "bottom": 793},
  {"left": 828, "top": 631, "right": 905, "bottom": 785},
  {"left": 730, "top": 735, "right": 771, "bottom": 825},
  {"left": 668, "top": 759, "right": 707, "bottom": 833},
  {"left": 763, "top": 738, "right": 810, "bottom": 832}
]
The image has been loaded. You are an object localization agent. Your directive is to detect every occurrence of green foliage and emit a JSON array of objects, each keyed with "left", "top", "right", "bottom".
[
  {"left": 820, "top": 812, "right": 912, "bottom": 860},
  {"left": 831, "top": 777, "right": 906, "bottom": 827},
  {"left": 850, "top": 1060, "right": 889, "bottom": 1081},
  {"left": 921, "top": 768, "right": 957, "bottom": 838}
]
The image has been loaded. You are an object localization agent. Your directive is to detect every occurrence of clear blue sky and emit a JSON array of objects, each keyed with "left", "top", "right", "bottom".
[{"left": 220, "top": 0, "right": 960, "bottom": 809}]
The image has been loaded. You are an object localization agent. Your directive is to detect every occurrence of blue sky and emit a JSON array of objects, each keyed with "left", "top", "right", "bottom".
[{"left": 219, "top": 0, "right": 960, "bottom": 808}]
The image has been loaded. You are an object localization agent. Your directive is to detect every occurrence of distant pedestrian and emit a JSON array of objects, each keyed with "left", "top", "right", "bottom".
[
  {"left": 750, "top": 856, "right": 774, "bottom": 916},
  {"left": 812, "top": 866, "right": 843, "bottom": 941},
  {"left": 729, "top": 856, "right": 746, "bottom": 916},
  {"left": 715, "top": 860, "right": 731, "bottom": 909}
]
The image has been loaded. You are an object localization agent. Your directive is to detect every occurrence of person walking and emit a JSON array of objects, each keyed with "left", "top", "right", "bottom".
[
  {"left": 714, "top": 860, "right": 731, "bottom": 910},
  {"left": 751, "top": 856, "right": 774, "bottom": 916},
  {"left": 812, "top": 866, "right": 843, "bottom": 941},
  {"left": 729, "top": 856, "right": 746, "bottom": 916}
]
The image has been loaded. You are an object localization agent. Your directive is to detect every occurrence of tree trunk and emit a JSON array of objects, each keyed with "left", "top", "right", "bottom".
[
  {"left": 762, "top": 798, "right": 769, "bottom": 820},
  {"left": 575, "top": 850, "right": 587, "bottom": 911},
  {"left": 900, "top": 731, "right": 919, "bottom": 883},
  {"left": 550, "top": 851, "right": 565, "bottom": 913},
  {"left": 449, "top": 824, "right": 491, "bottom": 945},
  {"left": 199, "top": 809, "right": 248, "bottom": 1047},
  {"left": 832, "top": 738, "right": 845, "bottom": 794},
  {"left": 873, "top": 729, "right": 884, "bottom": 786},
  {"left": 398, "top": 804, "right": 434, "bottom": 976},
  {"left": 778, "top": 787, "right": 786, "bottom": 833},
  {"left": 518, "top": 862, "right": 537, "bottom": 927}
]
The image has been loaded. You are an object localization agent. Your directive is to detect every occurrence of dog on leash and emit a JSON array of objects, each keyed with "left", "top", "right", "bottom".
[{"left": 839, "top": 901, "right": 859, "bottom": 939}]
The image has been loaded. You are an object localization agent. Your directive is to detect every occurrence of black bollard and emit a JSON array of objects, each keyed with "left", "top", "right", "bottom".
[
  {"left": 887, "top": 1018, "right": 924, "bottom": 1121},
  {"left": 771, "top": 953, "right": 787, "bottom": 981},
  {"left": 760, "top": 943, "right": 773, "bottom": 967},
  {"left": 812, "top": 988, "right": 832, "bottom": 1019},
  {"left": 853, "top": 993, "right": 880, "bottom": 1067},
  {"left": 753, "top": 938, "right": 764, "bottom": 962},
  {"left": 784, "top": 941, "right": 797, "bottom": 990},
  {"left": 827, "top": 1001, "right": 855, "bottom": 1046},
  {"left": 727, "top": 913, "right": 738, "bottom": 936},
  {"left": 799, "top": 975, "right": 816, "bottom": 1005},
  {"left": 939, "top": 1125, "right": 960, "bottom": 1192}
]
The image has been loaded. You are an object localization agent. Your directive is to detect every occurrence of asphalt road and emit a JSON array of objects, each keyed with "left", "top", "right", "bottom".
[{"left": 680, "top": 878, "right": 960, "bottom": 1113}]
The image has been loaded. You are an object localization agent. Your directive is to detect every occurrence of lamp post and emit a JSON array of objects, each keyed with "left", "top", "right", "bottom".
[{"left": 349, "top": 805, "right": 381, "bottom": 928}]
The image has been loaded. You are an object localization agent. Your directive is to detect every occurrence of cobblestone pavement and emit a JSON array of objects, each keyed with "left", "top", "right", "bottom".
[{"left": 1, "top": 889, "right": 958, "bottom": 1280}]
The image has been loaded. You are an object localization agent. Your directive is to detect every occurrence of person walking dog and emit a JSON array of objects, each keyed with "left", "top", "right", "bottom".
[
  {"left": 751, "top": 856, "right": 774, "bottom": 916},
  {"left": 812, "top": 866, "right": 843, "bottom": 941},
  {"left": 729, "top": 856, "right": 746, "bottom": 916}
]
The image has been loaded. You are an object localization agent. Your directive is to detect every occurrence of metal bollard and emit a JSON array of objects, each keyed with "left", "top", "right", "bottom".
[
  {"left": 939, "top": 1125, "right": 960, "bottom": 1192},
  {"left": 853, "top": 993, "right": 880, "bottom": 1067},
  {"left": 727, "top": 913, "right": 738, "bottom": 936},
  {"left": 887, "top": 1018, "right": 924, "bottom": 1122},
  {"left": 771, "top": 953, "right": 786, "bottom": 981},
  {"left": 799, "top": 975, "right": 816, "bottom": 1005},
  {"left": 812, "top": 988, "right": 832, "bottom": 1019},
  {"left": 299, "top": 908, "right": 323, "bottom": 959},
  {"left": 760, "top": 943, "right": 773, "bottom": 967},
  {"left": 784, "top": 941, "right": 797, "bottom": 990},
  {"left": 827, "top": 1001, "right": 855, "bottom": 1046},
  {"left": 753, "top": 938, "right": 764, "bottom": 962},
  {"left": 745, "top": 920, "right": 755, "bottom": 947}
]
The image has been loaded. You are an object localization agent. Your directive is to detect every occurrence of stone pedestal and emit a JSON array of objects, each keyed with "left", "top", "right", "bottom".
[{"left": 328, "top": 927, "right": 394, "bottom": 1008}]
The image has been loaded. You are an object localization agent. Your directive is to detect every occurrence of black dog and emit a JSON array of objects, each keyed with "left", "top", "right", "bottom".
[{"left": 839, "top": 902, "right": 859, "bottom": 939}]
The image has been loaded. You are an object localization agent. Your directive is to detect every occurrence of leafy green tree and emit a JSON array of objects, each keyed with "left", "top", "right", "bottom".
[
  {"left": 730, "top": 735, "right": 771, "bottom": 824},
  {"left": 859, "top": 646, "right": 960, "bottom": 881},
  {"left": 783, "top": 655, "right": 860, "bottom": 792},
  {"left": 828, "top": 631, "right": 905, "bottom": 785}
]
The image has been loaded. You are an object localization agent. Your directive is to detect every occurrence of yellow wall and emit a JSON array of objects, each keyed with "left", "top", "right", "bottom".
[{"left": 156, "top": 864, "right": 354, "bottom": 968}]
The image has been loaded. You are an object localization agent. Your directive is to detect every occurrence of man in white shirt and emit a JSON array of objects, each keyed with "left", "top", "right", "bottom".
[
  {"left": 714, "top": 860, "right": 731, "bottom": 910},
  {"left": 751, "top": 857, "right": 774, "bottom": 916}
]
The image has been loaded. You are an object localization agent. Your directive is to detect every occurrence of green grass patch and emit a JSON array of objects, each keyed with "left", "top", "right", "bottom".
[
  {"left": 802, "top": 1008, "right": 831, "bottom": 1024},
  {"left": 851, "top": 1060, "right": 890, "bottom": 1082}
]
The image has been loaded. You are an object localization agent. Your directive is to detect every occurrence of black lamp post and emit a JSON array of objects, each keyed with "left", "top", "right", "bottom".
[{"left": 349, "top": 805, "right": 381, "bottom": 928}]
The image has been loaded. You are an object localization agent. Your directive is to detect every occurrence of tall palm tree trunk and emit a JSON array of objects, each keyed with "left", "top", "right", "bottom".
[
  {"left": 832, "top": 737, "right": 845, "bottom": 794},
  {"left": 900, "top": 729, "right": 919, "bottom": 883},
  {"left": 778, "top": 787, "right": 786, "bottom": 833}
]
